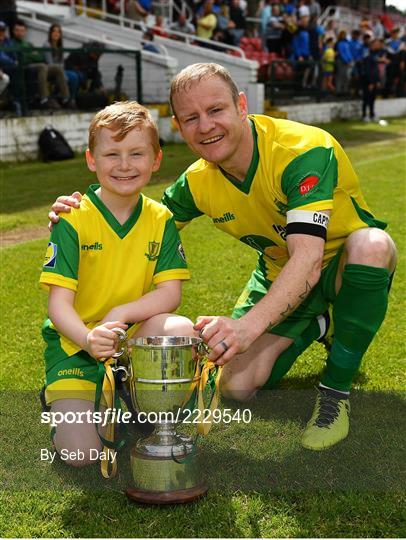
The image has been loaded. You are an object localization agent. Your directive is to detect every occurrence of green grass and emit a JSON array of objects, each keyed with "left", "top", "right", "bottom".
[{"left": 0, "top": 118, "right": 405, "bottom": 538}]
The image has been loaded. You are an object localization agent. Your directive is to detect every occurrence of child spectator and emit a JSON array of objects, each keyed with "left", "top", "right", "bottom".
[
  {"left": 39, "top": 101, "right": 192, "bottom": 467},
  {"left": 322, "top": 36, "right": 335, "bottom": 92}
]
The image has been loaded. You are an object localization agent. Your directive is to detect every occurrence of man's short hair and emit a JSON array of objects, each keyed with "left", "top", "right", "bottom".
[
  {"left": 170, "top": 63, "right": 239, "bottom": 117},
  {"left": 88, "top": 101, "right": 160, "bottom": 155}
]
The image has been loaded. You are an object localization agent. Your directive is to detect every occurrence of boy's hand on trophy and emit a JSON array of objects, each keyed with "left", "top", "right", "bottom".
[
  {"left": 86, "top": 321, "right": 128, "bottom": 360},
  {"left": 48, "top": 191, "right": 82, "bottom": 230}
]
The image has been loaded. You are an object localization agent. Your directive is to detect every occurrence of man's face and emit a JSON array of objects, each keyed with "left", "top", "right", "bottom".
[
  {"left": 13, "top": 24, "right": 26, "bottom": 40},
  {"left": 0, "top": 28, "right": 6, "bottom": 42},
  {"left": 172, "top": 76, "right": 248, "bottom": 168}
]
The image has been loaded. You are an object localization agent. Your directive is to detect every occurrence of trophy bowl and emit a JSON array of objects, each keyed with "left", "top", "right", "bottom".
[{"left": 115, "top": 335, "right": 208, "bottom": 504}]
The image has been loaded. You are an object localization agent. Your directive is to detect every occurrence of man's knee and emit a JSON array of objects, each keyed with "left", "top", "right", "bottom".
[{"left": 345, "top": 229, "right": 397, "bottom": 271}]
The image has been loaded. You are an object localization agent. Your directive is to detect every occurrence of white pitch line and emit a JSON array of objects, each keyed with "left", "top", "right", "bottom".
[{"left": 354, "top": 152, "right": 406, "bottom": 167}]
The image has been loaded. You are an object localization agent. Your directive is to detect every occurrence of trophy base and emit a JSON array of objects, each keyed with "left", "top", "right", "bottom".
[{"left": 125, "top": 482, "right": 208, "bottom": 505}]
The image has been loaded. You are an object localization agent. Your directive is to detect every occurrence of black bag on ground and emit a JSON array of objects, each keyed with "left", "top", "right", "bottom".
[{"left": 38, "top": 126, "right": 74, "bottom": 162}]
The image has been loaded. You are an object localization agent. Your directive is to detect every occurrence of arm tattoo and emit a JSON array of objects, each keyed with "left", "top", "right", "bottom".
[
  {"left": 280, "top": 303, "right": 293, "bottom": 318},
  {"left": 299, "top": 280, "right": 313, "bottom": 300}
]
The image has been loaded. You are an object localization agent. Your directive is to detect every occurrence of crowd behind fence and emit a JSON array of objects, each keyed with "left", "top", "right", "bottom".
[{"left": 0, "top": 1, "right": 405, "bottom": 117}]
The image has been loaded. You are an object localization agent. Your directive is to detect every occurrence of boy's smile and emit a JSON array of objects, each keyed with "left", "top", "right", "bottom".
[{"left": 86, "top": 126, "right": 162, "bottom": 207}]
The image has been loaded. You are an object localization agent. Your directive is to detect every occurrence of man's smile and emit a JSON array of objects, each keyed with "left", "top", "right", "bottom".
[{"left": 201, "top": 135, "right": 224, "bottom": 145}]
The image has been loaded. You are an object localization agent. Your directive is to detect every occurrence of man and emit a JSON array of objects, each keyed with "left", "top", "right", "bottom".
[
  {"left": 49, "top": 63, "right": 397, "bottom": 451},
  {"left": 11, "top": 19, "right": 69, "bottom": 110},
  {"left": 169, "top": 13, "right": 195, "bottom": 37}
]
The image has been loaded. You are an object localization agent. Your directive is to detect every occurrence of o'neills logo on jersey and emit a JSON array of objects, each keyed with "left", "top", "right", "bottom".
[
  {"left": 81, "top": 242, "right": 103, "bottom": 251},
  {"left": 57, "top": 368, "right": 84, "bottom": 377},
  {"left": 213, "top": 212, "right": 235, "bottom": 224},
  {"left": 299, "top": 175, "right": 319, "bottom": 195}
]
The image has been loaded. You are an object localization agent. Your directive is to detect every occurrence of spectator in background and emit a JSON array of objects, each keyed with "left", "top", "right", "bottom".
[
  {"left": 362, "top": 32, "right": 372, "bottom": 58},
  {"left": 291, "top": 14, "right": 313, "bottom": 88},
  {"left": 265, "top": 3, "right": 285, "bottom": 55},
  {"left": 383, "top": 27, "right": 403, "bottom": 97},
  {"left": 0, "top": 67, "right": 9, "bottom": 95},
  {"left": 11, "top": 19, "right": 69, "bottom": 110},
  {"left": 169, "top": 13, "right": 195, "bottom": 36},
  {"left": 142, "top": 29, "right": 160, "bottom": 53},
  {"left": 280, "top": 2, "right": 297, "bottom": 57},
  {"left": 0, "top": 0, "right": 17, "bottom": 36},
  {"left": 360, "top": 38, "right": 382, "bottom": 122},
  {"left": 0, "top": 19, "right": 21, "bottom": 114},
  {"left": 308, "top": 0, "right": 321, "bottom": 30},
  {"left": 228, "top": 0, "right": 246, "bottom": 46},
  {"left": 372, "top": 15, "right": 385, "bottom": 40},
  {"left": 43, "top": 24, "right": 80, "bottom": 108},
  {"left": 260, "top": 0, "right": 273, "bottom": 50},
  {"left": 323, "top": 19, "right": 337, "bottom": 42},
  {"left": 349, "top": 29, "right": 363, "bottom": 94},
  {"left": 64, "top": 41, "right": 105, "bottom": 93},
  {"left": 152, "top": 15, "right": 169, "bottom": 38},
  {"left": 335, "top": 30, "right": 353, "bottom": 95},
  {"left": 322, "top": 36, "right": 335, "bottom": 92},
  {"left": 196, "top": 0, "right": 217, "bottom": 41},
  {"left": 126, "top": 0, "right": 151, "bottom": 24}
]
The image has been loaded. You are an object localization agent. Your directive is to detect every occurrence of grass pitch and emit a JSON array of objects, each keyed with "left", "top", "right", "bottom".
[{"left": 0, "top": 118, "right": 405, "bottom": 538}]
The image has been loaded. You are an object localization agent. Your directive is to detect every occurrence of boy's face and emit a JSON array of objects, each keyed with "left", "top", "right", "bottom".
[{"left": 86, "top": 127, "right": 162, "bottom": 200}]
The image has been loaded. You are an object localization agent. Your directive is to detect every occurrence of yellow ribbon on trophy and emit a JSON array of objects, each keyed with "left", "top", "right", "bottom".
[
  {"left": 99, "top": 357, "right": 118, "bottom": 479},
  {"left": 193, "top": 358, "right": 223, "bottom": 436}
]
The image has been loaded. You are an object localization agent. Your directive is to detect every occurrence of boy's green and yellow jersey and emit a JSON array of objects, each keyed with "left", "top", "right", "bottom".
[
  {"left": 40, "top": 185, "right": 189, "bottom": 360},
  {"left": 163, "top": 114, "right": 385, "bottom": 282}
]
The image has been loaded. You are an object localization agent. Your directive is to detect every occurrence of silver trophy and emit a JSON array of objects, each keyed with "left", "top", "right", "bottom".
[{"left": 113, "top": 333, "right": 209, "bottom": 504}]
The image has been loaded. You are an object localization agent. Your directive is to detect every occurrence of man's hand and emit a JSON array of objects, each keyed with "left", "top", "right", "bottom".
[
  {"left": 85, "top": 321, "right": 128, "bottom": 360},
  {"left": 194, "top": 316, "right": 258, "bottom": 366},
  {"left": 48, "top": 191, "right": 82, "bottom": 230}
]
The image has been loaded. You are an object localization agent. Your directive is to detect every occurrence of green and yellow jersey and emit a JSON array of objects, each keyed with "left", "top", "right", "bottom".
[
  {"left": 163, "top": 114, "right": 385, "bottom": 282},
  {"left": 40, "top": 184, "right": 190, "bottom": 361}
]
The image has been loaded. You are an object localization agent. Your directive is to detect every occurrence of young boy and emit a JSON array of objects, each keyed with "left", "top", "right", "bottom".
[
  {"left": 40, "top": 101, "right": 193, "bottom": 467},
  {"left": 322, "top": 37, "right": 336, "bottom": 92}
]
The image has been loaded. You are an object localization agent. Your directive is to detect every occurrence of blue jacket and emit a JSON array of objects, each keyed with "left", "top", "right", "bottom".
[
  {"left": 349, "top": 38, "right": 363, "bottom": 62},
  {"left": 336, "top": 39, "right": 353, "bottom": 64},
  {"left": 292, "top": 29, "right": 310, "bottom": 59},
  {"left": 0, "top": 38, "right": 17, "bottom": 69}
]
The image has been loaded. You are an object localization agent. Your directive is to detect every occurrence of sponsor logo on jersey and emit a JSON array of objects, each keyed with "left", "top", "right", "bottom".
[
  {"left": 44, "top": 241, "right": 57, "bottom": 268},
  {"left": 272, "top": 224, "right": 287, "bottom": 241},
  {"left": 274, "top": 198, "right": 288, "bottom": 216},
  {"left": 81, "top": 242, "right": 103, "bottom": 251},
  {"left": 299, "top": 175, "right": 319, "bottom": 195},
  {"left": 57, "top": 368, "right": 84, "bottom": 377},
  {"left": 177, "top": 242, "right": 186, "bottom": 262},
  {"left": 213, "top": 212, "right": 235, "bottom": 224},
  {"left": 145, "top": 241, "right": 160, "bottom": 261}
]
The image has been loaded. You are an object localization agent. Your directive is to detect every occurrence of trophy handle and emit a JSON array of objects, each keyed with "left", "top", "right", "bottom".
[{"left": 112, "top": 327, "right": 129, "bottom": 359}]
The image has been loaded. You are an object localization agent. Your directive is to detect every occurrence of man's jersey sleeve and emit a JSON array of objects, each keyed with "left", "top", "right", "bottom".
[
  {"left": 153, "top": 217, "right": 190, "bottom": 284},
  {"left": 161, "top": 172, "right": 203, "bottom": 230},
  {"left": 39, "top": 218, "right": 79, "bottom": 292},
  {"left": 281, "top": 146, "right": 338, "bottom": 239}
]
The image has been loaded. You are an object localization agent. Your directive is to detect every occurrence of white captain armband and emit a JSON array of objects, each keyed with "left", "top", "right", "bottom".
[{"left": 286, "top": 210, "right": 330, "bottom": 240}]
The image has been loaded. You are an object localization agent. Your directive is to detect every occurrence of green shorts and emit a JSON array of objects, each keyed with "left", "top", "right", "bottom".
[
  {"left": 232, "top": 247, "right": 343, "bottom": 340},
  {"left": 44, "top": 349, "right": 100, "bottom": 405}
]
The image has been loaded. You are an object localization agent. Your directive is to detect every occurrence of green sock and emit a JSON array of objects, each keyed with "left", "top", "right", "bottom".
[
  {"left": 264, "top": 317, "right": 322, "bottom": 388},
  {"left": 321, "top": 264, "right": 390, "bottom": 392}
]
